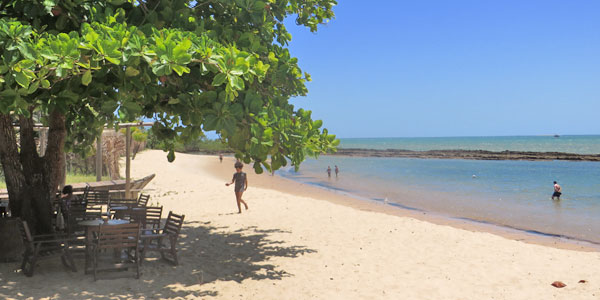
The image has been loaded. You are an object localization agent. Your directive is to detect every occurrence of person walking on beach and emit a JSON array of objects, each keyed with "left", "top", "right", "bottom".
[
  {"left": 226, "top": 161, "right": 249, "bottom": 213},
  {"left": 219, "top": 153, "right": 223, "bottom": 163},
  {"left": 552, "top": 181, "right": 562, "bottom": 200},
  {"left": 327, "top": 166, "right": 331, "bottom": 178},
  {"left": 334, "top": 165, "right": 339, "bottom": 177}
]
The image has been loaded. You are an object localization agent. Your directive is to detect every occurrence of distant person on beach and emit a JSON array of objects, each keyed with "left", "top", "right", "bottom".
[
  {"left": 552, "top": 181, "right": 562, "bottom": 200},
  {"left": 335, "top": 165, "right": 339, "bottom": 177},
  {"left": 219, "top": 153, "right": 223, "bottom": 163},
  {"left": 327, "top": 166, "right": 331, "bottom": 178},
  {"left": 225, "top": 161, "right": 249, "bottom": 213}
]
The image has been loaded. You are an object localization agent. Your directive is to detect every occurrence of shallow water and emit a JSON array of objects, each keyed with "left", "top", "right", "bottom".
[{"left": 280, "top": 136, "right": 600, "bottom": 244}]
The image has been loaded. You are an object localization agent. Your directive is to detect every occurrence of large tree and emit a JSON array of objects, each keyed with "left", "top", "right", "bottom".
[{"left": 0, "top": 0, "right": 338, "bottom": 233}]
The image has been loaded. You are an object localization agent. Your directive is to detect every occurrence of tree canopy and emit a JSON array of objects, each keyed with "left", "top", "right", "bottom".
[
  {"left": 0, "top": 0, "right": 338, "bottom": 172},
  {"left": 0, "top": 0, "right": 338, "bottom": 232}
]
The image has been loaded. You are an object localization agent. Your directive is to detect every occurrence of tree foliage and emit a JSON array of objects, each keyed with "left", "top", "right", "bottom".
[{"left": 0, "top": 0, "right": 339, "bottom": 174}]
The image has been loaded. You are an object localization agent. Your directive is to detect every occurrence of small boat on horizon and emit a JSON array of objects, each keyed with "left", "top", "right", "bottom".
[{"left": 554, "top": 134, "right": 560, "bottom": 138}]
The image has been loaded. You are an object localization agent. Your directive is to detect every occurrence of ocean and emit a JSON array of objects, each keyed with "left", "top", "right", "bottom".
[{"left": 278, "top": 135, "right": 600, "bottom": 245}]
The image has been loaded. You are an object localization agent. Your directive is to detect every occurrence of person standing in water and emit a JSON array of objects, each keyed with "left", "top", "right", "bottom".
[
  {"left": 327, "top": 166, "right": 332, "bottom": 178},
  {"left": 226, "top": 161, "right": 249, "bottom": 213},
  {"left": 334, "top": 165, "right": 339, "bottom": 177},
  {"left": 552, "top": 181, "right": 562, "bottom": 200}
]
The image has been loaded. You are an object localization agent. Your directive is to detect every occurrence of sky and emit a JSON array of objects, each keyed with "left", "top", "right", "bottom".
[{"left": 284, "top": 0, "right": 600, "bottom": 138}]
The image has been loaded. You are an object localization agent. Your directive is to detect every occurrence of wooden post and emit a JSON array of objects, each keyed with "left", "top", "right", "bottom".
[
  {"left": 39, "top": 128, "right": 47, "bottom": 156},
  {"left": 96, "top": 132, "right": 102, "bottom": 182},
  {"left": 125, "top": 126, "right": 131, "bottom": 198}
]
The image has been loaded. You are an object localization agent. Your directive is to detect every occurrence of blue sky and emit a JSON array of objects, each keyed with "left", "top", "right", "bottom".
[{"left": 285, "top": 0, "right": 600, "bottom": 138}]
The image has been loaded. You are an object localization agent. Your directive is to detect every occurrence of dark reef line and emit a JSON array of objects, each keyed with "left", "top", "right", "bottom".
[{"left": 327, "top": 148, "right": 600, "bottom": 161}]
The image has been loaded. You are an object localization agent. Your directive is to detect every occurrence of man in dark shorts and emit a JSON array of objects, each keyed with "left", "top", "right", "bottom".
[
  {"left": 552, "top": 181, "right": 562, "bottom": 200},
  {"left": 225, "top": 161, "right": 249, "bottom": 213}
]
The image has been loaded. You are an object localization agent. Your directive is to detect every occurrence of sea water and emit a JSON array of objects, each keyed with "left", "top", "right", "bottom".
[{"left": 278, "top": 135, "right": 600, "bottom": 244}]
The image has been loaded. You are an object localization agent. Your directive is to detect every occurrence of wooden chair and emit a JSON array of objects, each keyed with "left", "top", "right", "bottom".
[
  {"left": 144, "top": 206, "right": 163, "bottom": 233},
  {"left": 18, "top": 219, "right": 77, "bottom": 277},
  {"left": 85, "top": 190, "right": 110, "bottom": 207},
  {"left": 62, "top": 203, "right": 103, "bottom": 253},
  {"left": 91, "top": 222, "right": 141, "bottom": 281},
  {"left": 137, "top": 193, "right": 150, "bottom": 207},
  {"left": 140, "top": 211, "right": 185, "bottom": 265}
]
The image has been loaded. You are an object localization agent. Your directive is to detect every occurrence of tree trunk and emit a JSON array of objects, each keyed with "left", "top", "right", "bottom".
[
  {"left": 0, "top": 111, "right": 67, "bottom": 234},
  {"left": 0, "top": 114, "right": 26, "bottom": 218}
]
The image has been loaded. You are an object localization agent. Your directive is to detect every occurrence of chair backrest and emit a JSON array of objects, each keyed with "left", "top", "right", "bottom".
[
  {"left": 96, "top": 223, "right": 141, "bottom": 250},
  {"left": 137, "top": 194, "right": 150, "bottom": 207},
  {"left": 86, "top": 190, "right": 110, "bottom": 207},
  {"left": 109, "top": 198, "right": 138, "bottom": 208},
  {"left": 85, "top": 205, "right": 103, "bottom": 219},
  {"left": 144, "top": 206, "right": 163, "bottom": 229},
  {"left": 163, "top": 211, "right": 185, "bottom": 236},
  {"left": 80, "top": 185, "right": 91, "bottom": 204},
  {"left": 127, "top": 207, "right": 147, "bottom": 228}
]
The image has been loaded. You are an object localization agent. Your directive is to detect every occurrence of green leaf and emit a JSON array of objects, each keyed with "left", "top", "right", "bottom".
[
  {"left": 212, "top": 73, "right": 227, "bottom": 86},
  {"left": 27, "top": 81, "right": 39, "bottom": 94},
  {"left": 14, "top": 72, "right": 30, "bottom": 88},
  {"left": 167, "top": 150, "right": 175, "bottom": 162},
  {"left": 230, "top": 75, "right": 244, "bottom": 90},
  {"left": 253, "top": 162, "right": 264, "bottom": 174},
  {"left": 41, "top": 79, "right": 51, "bottom": 89},
  {"left": 82, "top": 70, "right": 92, "bottom": 86},
  {"left": 125, "top": 67, "right": 140, "bottom": 77},
  {"left": 172, "top": 64, "right": 190, "bottom": 76},
  {"left": 122, "top": 101, "right": 142, "bottom": 113},
  {"left": 108, "top": 0, "right": 127, "bottom": 5}
]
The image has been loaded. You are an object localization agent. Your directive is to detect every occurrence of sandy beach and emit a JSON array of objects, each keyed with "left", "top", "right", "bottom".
[{"left": 1, "top": 149, "right": 600, "bottom": 299}]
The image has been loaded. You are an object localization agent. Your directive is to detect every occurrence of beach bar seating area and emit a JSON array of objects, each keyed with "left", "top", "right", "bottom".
[{"left": 2, "top": 179, "right": 186, "bottom": 280}]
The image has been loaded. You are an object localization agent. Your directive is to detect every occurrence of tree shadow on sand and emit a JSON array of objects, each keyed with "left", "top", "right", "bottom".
[
  {"left": 180, "top": 221, "right": 315, "bottom": 284},
  {"left": 0, "top": 221, "right": 316, "bottom": 299}
]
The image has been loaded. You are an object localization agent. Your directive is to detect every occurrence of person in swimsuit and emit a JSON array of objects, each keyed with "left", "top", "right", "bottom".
[
  {"left": 552, "top": 181, "right": 562, "bottom": 200},
  {"left": 226, "top": 161, "right": 249, "bottom": 213},
  {"left": 327, "top": 166, "right": 331, "bottom": 178},
  {"left": 334, "top": 165, "right": 339, "bottom": 177}
]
